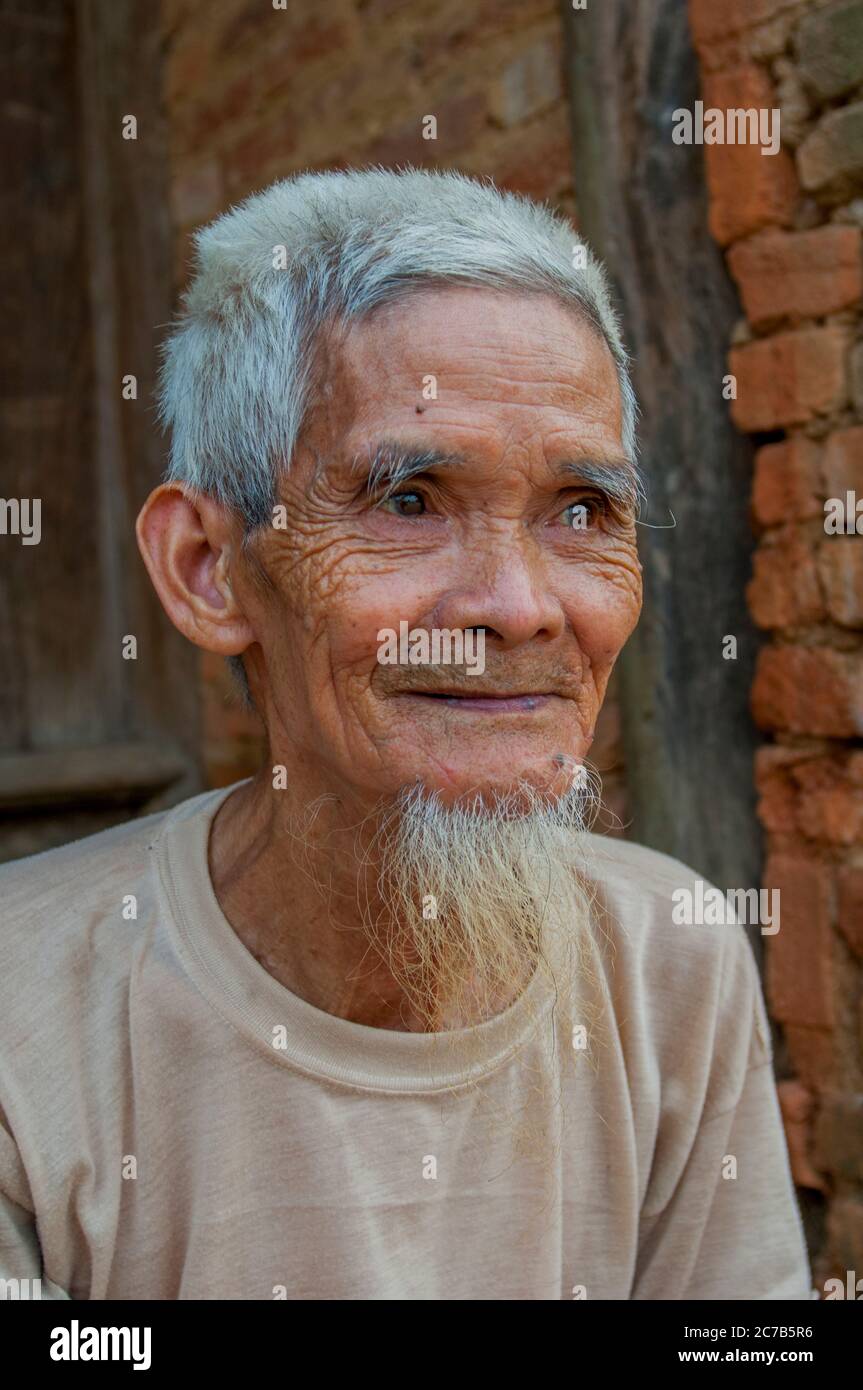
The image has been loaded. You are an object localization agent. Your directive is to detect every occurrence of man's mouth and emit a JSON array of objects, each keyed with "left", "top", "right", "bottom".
[{"left": 402, "top": 691, "right": 554, "bottom": 713}]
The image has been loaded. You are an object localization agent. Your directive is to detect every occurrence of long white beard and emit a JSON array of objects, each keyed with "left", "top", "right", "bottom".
[{"left": 359, "top": 772, "right": 605, "bottom": 1042}]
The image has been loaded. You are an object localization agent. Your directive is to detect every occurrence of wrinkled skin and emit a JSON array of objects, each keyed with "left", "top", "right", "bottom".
[
  {"left": 137, "top": 287, "right": 643, "bottom": 1027},
  {"left": 233, "top": 287, "right": 639, "bottom": 807}
]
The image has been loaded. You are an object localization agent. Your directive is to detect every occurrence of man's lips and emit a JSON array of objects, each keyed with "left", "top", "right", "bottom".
[{"left": 400, "top": 691, "right": 555, "bottom": 713}]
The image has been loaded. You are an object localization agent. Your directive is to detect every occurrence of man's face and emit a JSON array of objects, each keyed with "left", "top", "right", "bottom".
[{"left": 238, "top": 287, "right": 642, "bottom": 807}]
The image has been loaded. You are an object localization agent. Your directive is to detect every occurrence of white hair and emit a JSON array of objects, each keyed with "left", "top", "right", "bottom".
[{"left": 158, "top": 164, "right": 638, "bottom": 527}]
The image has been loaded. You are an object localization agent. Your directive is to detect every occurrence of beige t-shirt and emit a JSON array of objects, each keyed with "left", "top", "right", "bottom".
[{"left": 0, "top": 783, "right": 811, "bottom": 1300}]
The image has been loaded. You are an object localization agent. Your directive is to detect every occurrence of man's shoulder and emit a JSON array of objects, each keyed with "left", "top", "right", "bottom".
[
  {"left": 583, "top": 829, "right": 712, "bottom": 895},
  {"left": 578, "top": 831, "right": 771, "bottom": 1082},
  {"left": 578, "top": 830, "right": 763, "bottom": 1014},
  {"left": 581, "top": 830, "right": 753, "bottom": 949},
  {"left": 0, "top": 786, "right": 230, "bottom": 1139},
  {"left": 0, "top": 787, "right": 219, "bottom": 981},
  {"left": 1, "top": 805, "right": 165, "bottom": 927}
]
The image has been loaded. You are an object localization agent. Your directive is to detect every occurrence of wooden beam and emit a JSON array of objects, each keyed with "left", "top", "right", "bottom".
[
  {"left": 0, "top": 2, "right": 203, "bottom": 861},
  {"left": 561, "top": 0, "right": 763, "bottom": 897},
  {"left": 0, "top": 743, "right": 190, "bottom": 809}
]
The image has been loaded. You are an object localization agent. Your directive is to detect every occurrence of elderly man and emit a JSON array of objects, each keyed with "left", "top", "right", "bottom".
[{"left": 0, "top": 167, "right": 810, "bottom": 1301}]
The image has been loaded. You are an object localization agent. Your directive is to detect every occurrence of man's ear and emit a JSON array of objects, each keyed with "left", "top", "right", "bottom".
[{"left": 135, "top": 484, "right": 255, "bottom": 656}]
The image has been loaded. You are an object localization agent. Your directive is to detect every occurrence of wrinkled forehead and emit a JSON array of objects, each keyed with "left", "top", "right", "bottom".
[
  {"left": 300, "top": 286, "right": 628, "bottom": 480},
  {"left": 336, "top": 284, "right": 620, "bottom": 399}
]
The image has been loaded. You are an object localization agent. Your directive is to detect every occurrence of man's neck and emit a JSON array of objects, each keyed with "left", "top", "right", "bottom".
[{"left": 208, "top": 773, "right": 451, "bottom": 1031}]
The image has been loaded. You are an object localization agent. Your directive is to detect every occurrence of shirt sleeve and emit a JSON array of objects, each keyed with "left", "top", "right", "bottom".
[
  {"left": 631, "top": 932, "right": 813, "bottom": 1301},
  {"left": 0, "top": 1110, "right": 69, "bottom": 1301}
]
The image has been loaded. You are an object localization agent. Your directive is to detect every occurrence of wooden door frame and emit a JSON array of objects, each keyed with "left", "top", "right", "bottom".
[{"left": 0, "top": 0, "right": 202, "bottom": 857}]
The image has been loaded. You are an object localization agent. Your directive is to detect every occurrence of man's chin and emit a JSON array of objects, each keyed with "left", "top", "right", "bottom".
[{"left": 399, "top": 765, "right": 597, "bottom": 820}]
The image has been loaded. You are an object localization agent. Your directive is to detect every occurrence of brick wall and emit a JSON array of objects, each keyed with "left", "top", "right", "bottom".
[
  {"left": 158, "top": 0, "right": 628, "bottom": 826},
  {"left": 689, "top": 0, "right": 863, "bottom": 1282}
]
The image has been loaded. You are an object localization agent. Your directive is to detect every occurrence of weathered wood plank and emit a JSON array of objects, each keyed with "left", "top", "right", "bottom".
[
  {"left": 561, "top": 0, "right": 763, "bottom": 898},
  {"left": 0, "top": 743, "right": 190, "bottom": 809},
  {"left": 0, "top": 1, "right": 203, "bottom": 860}
]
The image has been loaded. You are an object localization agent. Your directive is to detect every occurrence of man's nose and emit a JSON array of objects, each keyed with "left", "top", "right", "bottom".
[{"left": 430, "top": 542, "right": 566, "bottom": 651}]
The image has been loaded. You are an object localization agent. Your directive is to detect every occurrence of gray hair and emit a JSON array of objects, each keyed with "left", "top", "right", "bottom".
[{"left": 157, "top": 164, "right": 638, "bottom": 528}]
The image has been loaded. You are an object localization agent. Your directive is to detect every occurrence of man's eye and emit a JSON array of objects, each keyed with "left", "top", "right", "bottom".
[
  {"left": 380, "top": 491, "right": 426, "bottom": 517},
  {"left": 559, "top": 496, "right": 607, "bottom": 529}
]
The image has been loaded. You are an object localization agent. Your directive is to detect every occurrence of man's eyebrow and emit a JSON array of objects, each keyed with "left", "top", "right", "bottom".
[
  {"left": 349, "top": 441, "right": 468, "bottom": 495},
  {"left": 349, "top": 439, "right": 642, "bottom": 510},
  {"left": 552, "top": 458, "right": 642, "bottom": 511}
]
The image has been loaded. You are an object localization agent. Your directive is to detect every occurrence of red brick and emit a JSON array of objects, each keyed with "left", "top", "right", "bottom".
[
  {"left": 362, "top": 91, "right": 489, "bottom": 165},
  {"left": 755, "top": 744, "right": 801, "bottom": 834},
  {"left": 794, "top": 755, "right": 863, "bottom": 845},
  {"left": 825, "top": 1196, "right": 863, "bottom": 1280},
  {"left": 822, "top": 426, "right": 863, "bottom": 496},
  {"left": 764, "top": 853, "right": 835, "bottom": 1027},
  {"left": 359, "top": 117, "right": 430, "bottom": 169},
  {"left": 474, "top": 0, "right": 556, "bottom": 29},
  {"left": 492, "top": 120, "right": 574, "bottom": 201},
  {"left": 752, "top": 645, "right": 863, "bottom": 736},
  {"left": 170, "top": 158, "right": 225, "bottom": 231},
  {"left": 730, "top": 326, "right": 849, "bottom": 431},
  {"left": 837, "top": 865, "right": 863, "bottom": 956},
  {"left": 688, "top": 0, "right": 799, "bottom": 47},
  {"left": 164, "top": 37, "right": 214, "bottom": 109},
  {"left": 214, "top": 5, "right": 354, "bottom": 66},
  {"left": 341, "top": 0, "right": 402, "bottom": 17},
  {"left": 778, "top": 1079, "right": 829, "bottom": 1191},
  {"left": 817, "top": 539, "right": 863, "bottom": 628},
  {"left": 747, "top": 531, "right": 825, "bottom": 628},
  {"left": 173, "top": 72, "right": 260, "bottom": 160},
  {"left": 756, "top": 747, "right": 863, "bottom": 844},
  {"left": 727, "top": 226, "right": 863, "bottom": 328},
  {"left": 784, "top": 1025, "right": 835, "bottom": 1092},
  {"left": 223, "top": 120, "right": 299, "bottom": 197},
  {"left": 231, "top": 49, "right": 357, "bottom": 146},
  {"left": 752, "top": 436, "right": 823, "bottom": 526},
  {"left": 701, "top": 66, "right": 799, "bottom": 246},
  {"left": 815, "top": 1091, "right": 863, "bottom": 1181},
  {"left": 432, "top": 92, "right": 494, "bottom": 159}
]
